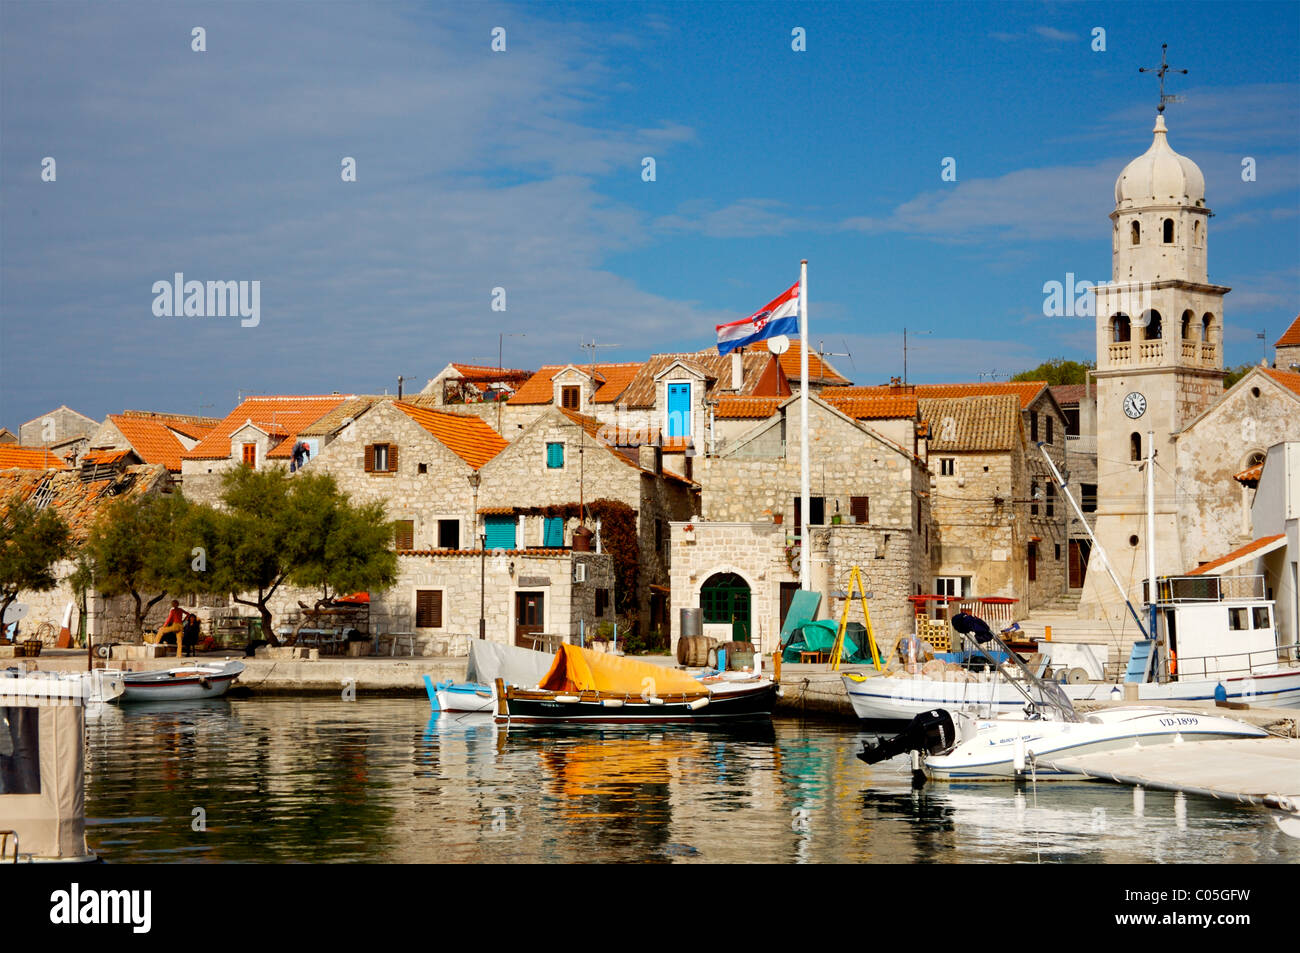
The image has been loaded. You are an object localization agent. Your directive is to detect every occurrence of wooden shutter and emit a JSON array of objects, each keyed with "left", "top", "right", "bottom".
[
  {"left": 394, "top": 520, "right": 414, "bottom": 550},
  {"left": 416, "top": 590, "right": 443, "bottom": 628},
  {"left": 364, "top": 445, "right": 375, "bottom": 472},
  {"left": 388, "top": 444, "right": 398, "bottom": 473},
  {"left": 850, "top": 496, "right": 869, "bottom": 523}
]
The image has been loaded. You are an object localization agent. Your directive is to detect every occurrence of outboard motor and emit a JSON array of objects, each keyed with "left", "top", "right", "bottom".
[{"left": 857, "top": 709, "right": 957, "bottom": 787}]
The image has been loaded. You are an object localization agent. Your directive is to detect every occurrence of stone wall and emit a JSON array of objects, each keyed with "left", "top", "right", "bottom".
[{"left": 19, "top": 406, "right": 97, "bottom": 447}]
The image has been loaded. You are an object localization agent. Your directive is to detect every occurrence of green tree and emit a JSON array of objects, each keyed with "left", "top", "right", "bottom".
[
  {"left": 0, "top": 499, "right": 73, "bottom": 630},
  {"left": 1223, "top": 364, "right": 1255, "bottom": 389},
  {"left": 1010, "top": 358, "right": 1095, "bottom": 386},
  {"left": 192, "top": 467, "right": 397, "bottom": 645},
  {"left": 80, "top": 492, "right": 194, "bottom": 635}
]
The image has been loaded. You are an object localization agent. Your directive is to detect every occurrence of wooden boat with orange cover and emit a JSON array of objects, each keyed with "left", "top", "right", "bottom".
[{"left": 495, "top": 644, "right": 779, "bottom": 725}]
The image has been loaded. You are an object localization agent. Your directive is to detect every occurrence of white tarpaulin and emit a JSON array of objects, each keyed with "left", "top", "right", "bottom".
[{"left": 465, "top": 639, "right": 554, "bottom": 689}]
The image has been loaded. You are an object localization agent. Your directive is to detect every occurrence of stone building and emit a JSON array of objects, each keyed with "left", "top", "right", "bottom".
[
  {"left": 475, "top": 406, "right": 698, "bottom": 632},
  {"left": 671, "top": 391, "right": 928, "bottom": 653},
  {"left": 0, "top": 461, "right": 174, "bottom": 645},
  {"left": 1275, "top": 316, "right": 1300, "bottom": 372},
  {"left": 86, "top": 411, "right": 221, "bottom": 479},
  {"left": 1050, "top": 383, "right": 1098, "bottom": 591},
  {"left": 179, "top": 395, "right": 352, "bottom": 503},
  {"left": 18, "top": 405, "right": 99, "bottom": 466},
  {"left": 922, "top": 394, "right": 1066, "bottom": 611}
]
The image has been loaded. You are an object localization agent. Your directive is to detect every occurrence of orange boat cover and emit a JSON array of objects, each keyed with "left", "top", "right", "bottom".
[{"left": 538, "top": 644, "right": 706, "bottom": 695}]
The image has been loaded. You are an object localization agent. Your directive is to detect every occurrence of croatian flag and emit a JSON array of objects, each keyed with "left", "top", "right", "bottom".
[{"left": 715, "top": 281, "right": 800, "bottom": 356}]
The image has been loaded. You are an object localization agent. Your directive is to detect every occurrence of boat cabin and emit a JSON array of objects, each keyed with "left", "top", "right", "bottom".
[
  {"left": 1149, "top": 574, "right": 1287, "bottom": 681},
  {"left": 0, "top": 672, "right": 95, "bottom": 863}
]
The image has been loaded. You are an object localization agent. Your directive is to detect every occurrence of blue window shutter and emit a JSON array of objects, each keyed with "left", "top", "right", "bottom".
[
  {"left": 546, "top": 442, "right": 563, "bottom": 468},
  {"left": 484, "top": 515, "right": 517, "bottom": 550},
  {"left": 543, "top": 517, "right": 564, "bottom": 547}
]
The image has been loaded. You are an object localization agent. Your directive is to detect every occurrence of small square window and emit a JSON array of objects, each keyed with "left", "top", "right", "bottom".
[
  {"left": 418, "top": 462, "right": 428, "bottom": 474},
  {"left": 546, "top": 442, "right": 564, "bottom": 469},
  {"left": 561, "top": 385, "right": 580, "bottom": 410},
  {"left": 940, "top": 458, "right": 955, "bottom": 476},
  {"left": 1252, "top": 607, "right": 1270, "bottom": 630}
]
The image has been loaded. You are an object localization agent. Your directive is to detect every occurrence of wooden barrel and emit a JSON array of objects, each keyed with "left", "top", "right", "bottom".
[{"left": 676, "top": 635, "right": 713, "bottom": 667}]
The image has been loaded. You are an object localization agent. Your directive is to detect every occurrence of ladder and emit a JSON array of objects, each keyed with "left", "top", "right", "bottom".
[{"left": 829, "top": 566, "right": 882, "bottom": 671}]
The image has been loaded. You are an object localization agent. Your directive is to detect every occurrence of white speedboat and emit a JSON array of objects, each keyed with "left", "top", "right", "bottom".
[{"left": 119, "top": 659, "right": 244, "bottom": 702}]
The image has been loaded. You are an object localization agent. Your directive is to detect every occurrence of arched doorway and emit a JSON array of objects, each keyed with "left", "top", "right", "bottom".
[{"left": 700, "top": 572, "right": 751, "bottom": 641}]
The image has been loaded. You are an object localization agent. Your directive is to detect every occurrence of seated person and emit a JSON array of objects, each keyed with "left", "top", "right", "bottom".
[
  {"left": 181, "top": 612, "right": 201, "bottom": 653},
  {"left": 155, "top": 601, "right": 185, "bottom": 644},
  {"left": 896, "top": 634, "right": 935, "bottom": 667}
]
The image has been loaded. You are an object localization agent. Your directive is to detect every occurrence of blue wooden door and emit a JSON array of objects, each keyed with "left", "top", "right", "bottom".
[{"left": 667, "top": 383, "right": 691, "bottom": 438}]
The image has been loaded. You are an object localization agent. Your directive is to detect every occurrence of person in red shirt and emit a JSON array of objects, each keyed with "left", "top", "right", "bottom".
[{"left": 156, "top": 601, "right": 184, "bottom": 646}]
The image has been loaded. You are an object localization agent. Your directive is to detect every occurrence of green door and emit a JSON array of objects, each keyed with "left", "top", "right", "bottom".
[{"left": 700, "top": 572, "right": 751, "bottom": 641}]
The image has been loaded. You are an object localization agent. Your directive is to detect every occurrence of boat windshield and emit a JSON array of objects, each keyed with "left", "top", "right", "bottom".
[{"left": 963, "top": 631, "right": 1080, "bottom": 723}]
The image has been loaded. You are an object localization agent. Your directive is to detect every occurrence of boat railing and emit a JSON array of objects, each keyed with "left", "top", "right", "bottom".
[
  {"left": 0, "top": 830, "right": 18, "bottom": 863},
  {"left": 1171, "top": 642, "right": 1298, "bottom": 680},
  {"left": 958, "top": 631, "right": 1080, "bottom": 723},
  {"left": 1148, "top": 574, "right": 1266, "bottom": 604}
]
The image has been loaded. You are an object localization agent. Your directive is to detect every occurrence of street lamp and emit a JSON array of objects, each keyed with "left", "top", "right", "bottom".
[{"left": 467, "top": 471, "right": 486, "bottom": 640}]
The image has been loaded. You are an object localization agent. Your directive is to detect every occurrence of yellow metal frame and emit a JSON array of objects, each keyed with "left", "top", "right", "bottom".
[{"left": 829, "top": 566, "right": 882, "bottom": 671}]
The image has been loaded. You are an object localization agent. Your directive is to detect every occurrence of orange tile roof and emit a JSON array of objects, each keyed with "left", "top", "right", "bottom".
[
  {"left": 109, "top": 413, "right": 219, "bottom": 472},
  {"left": 0, "top": 446, "right": 66, "bottom": 469},
  {"left": 919, "top": 395, "right": 1023, "bottom": 452},
  {"left": 184, "top": 396, "right": 350, "bottom": 461},
  {"left": 1276, "top": 315, "right": 1300, "bottom": 348},
  {"left": 1187, "top": 534, "right": 1285, "bottom": 576},
  {"left": 451, "top": 363, "right": 532, "bottom": 381},
  {"left": 507, "top": 363, "right": 643, "bottom": 406},
  {"left": 81, "top": 449, "right": 133, "bottom": 466},
  {"left": 824, "top": 395, "right": 919, "bottom": 420},
  {"left": 1234, "top": 462, "right": 1264, "bottom": 485},
  {"left": 392, "top": 402, "right": 508, "bottom": 470},
  {"left": 592, "top": 363, "right": 645, "bottom": 402},
  {"left": 0, "top": 464, "right": 169, "bottom": 542},
  {"left": 714, "top": 396, "right": 785, "bottom": 419},
  {"left": 829, "top": 380, "right": 1048, "bottom": 410},
  {"left": 1261, "top": 367, "right": 1300, "bottom": 398}
]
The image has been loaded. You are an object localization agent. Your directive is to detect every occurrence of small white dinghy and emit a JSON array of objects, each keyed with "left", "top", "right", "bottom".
[
  {"left": 120, "top": 659, "right": 244, "bottom": 702},
  {"left": 425, "top": 641, "right": 555, "bottom": 713}
]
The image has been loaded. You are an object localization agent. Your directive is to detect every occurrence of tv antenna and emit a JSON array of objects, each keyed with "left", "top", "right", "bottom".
[
  {"left": 978, "top": 370, "right": 1004, "bottom": 382},
  {"left": 1139, "top": 43, "right": 1187, "bottom": 113},
  {"left": 816, "top": 338, "right": 856, "bottom": 377}
]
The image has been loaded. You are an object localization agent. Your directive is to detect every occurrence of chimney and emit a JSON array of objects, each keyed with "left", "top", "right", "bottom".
[
  {"left": 731, "top": 350, "right": 743, "bottom": 391},
  {"left": 639, "top": 443, "right": 657, "bottom": 472}
]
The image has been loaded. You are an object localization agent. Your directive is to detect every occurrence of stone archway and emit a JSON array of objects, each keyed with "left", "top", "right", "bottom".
[{"left": 699, "top": 571, "right": 752, "bottom": 642}]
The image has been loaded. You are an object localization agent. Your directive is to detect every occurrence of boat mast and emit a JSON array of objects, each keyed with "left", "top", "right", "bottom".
[
  {"left": 1036, "top": 443, "right": 1149, "bottom": 638},
  {"left": 1145, "top": 429, "right": 1161, "bottom": 679}
]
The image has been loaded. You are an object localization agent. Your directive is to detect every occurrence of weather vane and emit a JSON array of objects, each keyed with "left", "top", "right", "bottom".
[{"left": 1139, "top": 43, "right": 1188, "bottom": 113}]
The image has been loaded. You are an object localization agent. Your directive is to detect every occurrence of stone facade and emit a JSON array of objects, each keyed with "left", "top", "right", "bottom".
[{"left": 19, "top": 405, "right": 98, "bottom": 450}]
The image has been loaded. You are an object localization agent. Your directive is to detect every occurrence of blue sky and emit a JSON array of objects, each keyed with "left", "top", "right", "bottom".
[{"left": 2, "top": 1, "right": 1297, "bottom": 430}]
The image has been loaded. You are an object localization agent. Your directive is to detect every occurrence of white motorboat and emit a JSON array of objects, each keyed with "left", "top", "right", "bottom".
[
  {"left": 424, "top": 640, "right": 555, "bottom": 713},
  {"left": 119, "top": 659, "right": 244, "bottom": 702},
  {"left": 857, "top": 629, "right": 1271, "bottom": 783},
  {"left": 2, "top": 665, "right": 124, "bottom": 705},
  {"left": 1, "top": 671, "right": 98, "bottom": 862}
]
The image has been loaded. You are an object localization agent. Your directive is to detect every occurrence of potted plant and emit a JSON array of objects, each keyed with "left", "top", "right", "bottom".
[{"left": 773, "top": 512, "right": 783, "bottom": 525}]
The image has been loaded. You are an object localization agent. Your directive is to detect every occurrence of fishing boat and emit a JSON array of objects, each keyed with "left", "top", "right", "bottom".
[
  {"left": 856, "top": 630, "right": 1270, "bottom": 783},
  {"left": 495, "top": 643, "right": 780, "bottom": 725},
  {"left": 118, "top": 659, "right": 245, "bottom": 702},
  {"left": 424, "top": 640, "right": 554, "bottom": 713},
  {"left": 0, "top": 670, "right": 98, "bottom": 862}
]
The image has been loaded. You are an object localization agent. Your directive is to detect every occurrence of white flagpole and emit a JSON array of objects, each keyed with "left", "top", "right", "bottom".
[{"left": 799, "top": 259, "right": 810, "bottom": 591}]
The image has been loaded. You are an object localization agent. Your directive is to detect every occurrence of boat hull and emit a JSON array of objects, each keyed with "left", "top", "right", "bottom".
[
  {"left": 844, "top": 665, "right": 1300, "bottom": 723},
  {"left": 423, "top": 675, "right": 496, "bottom": 713},
  {"left": 120, "top": 661, "right": 244, "bottom": 702},
  {"left": 924, "top": 707, "right": 1270, "bottom": 781},
  {"left": 498, "top": 682, "right": 779, "bottom": 724}
]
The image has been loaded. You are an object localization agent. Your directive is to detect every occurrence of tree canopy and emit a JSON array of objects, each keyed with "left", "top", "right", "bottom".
[
  {"left": 0, "top": 498, "right": 73, "bottom": 629},
  {"left": 1010, "top": 358, "right": 1095, "bottom": 386}
]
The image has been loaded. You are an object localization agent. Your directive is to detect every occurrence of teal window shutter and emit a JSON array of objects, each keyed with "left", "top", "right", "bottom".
[
  {"left": 546, "top": 442, "right": 564, "bottom": 468},
  {"left": 484, "top": 515, "right": 517, "bottom": 550},
  {"left": 543, "top": 517, "right": 564, "bottom": 547}
]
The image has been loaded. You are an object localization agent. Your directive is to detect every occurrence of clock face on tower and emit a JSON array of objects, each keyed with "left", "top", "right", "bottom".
[{"left": 1123, "top": 391, "right": 1147, "bottom": 420}]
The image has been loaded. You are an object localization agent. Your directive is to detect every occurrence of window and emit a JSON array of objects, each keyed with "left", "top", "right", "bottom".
[
  {"left": 546, "top": 442, "right": 564, "bottom": 469},
  {"left": 935, "top": 577, "right": 965, "bottom": 598},
  {"left": 1111, "top": 314, "right": 1131, "bottom": 343},
  {"left": 365, "top": 443, "right": 397, "bottom": 473},
  {"left": 484, "top": 515, "right": 517, "bottom": 550},
  {"left": 939, "top": 458, "right": 955, "bottom": 476},
  {"left": 1081, "top": 483, "right": 1097, "bottom": 513},
  {"left": 1055, "top": 543, "right": 1061, "bottom": 561},
  {"left": 1031, "top": 415, "right": 1039, "bottom": 442},
  {"left": 393, "top": 519, "right": 414, "bottom": 550},
  {"left": 0, "top": 707, "right": 40, "bottom": 794},
  {"left": 242, "top": 443, "right": 257, "bottom": 468},
  {"left": 418, "top": 462, "right": 428, "bottom": 474},
  {"left": 1162, "top": 218, "right": 1174, "bottom": 243},
  {"left": 1130, "top": 220, "right": 1140, "bottom": 245},
  {"left": 595, "top": 588, "right": 609, "bottom": 617},
  {"left": 416, "top": 590, "right": 443, "bottom": 628},
  {"left": 1142, "top": 310, "right": 1162, "bottom": 340},
  {"left": 1181, "top": 310, "right": 1195, "bottom": 340},
  {"left": 1064, "top": 408, "right": 1079, "bottom": 436},
  {"left": 1046, "top": 484, "right": 1055, "bottom": 518},
  {"left": 1228, "top": 607, "right": 1249, "bottom": 631},
  {"left": 1130, "top": 433, "right": 1142, "bottom": 462},
  {"left": 666, "top": 382, "right": 691, "bottom": 438},
  {"left": 438, "top": 519, "right": 460, "bottom": 550},
  {"left": 793, "top": 496, "right": 825, "bottom": 532},
  {"left": 1046, "top": 416, "right": 1053, "bottom": 444},
  {"left": 1028, "top": 541, "right": 1038, "bottom": 582},
  {"left": 1252, "top": 607, "right": 1271, "bottom": 630},
  {"left": 850, "top": 496, "right": 869, "bottom": 524},
  {"left": 1031, "top": 481, "right": 1039, "bottom": 516},
  {"left": 1193, "top": 220, "right": 1202, "bottom": 247},
  {"left": 1201, "top": 314, "right": 1214, "bottom": 342},
  {"left": 561, "top": 386, "right": 580, "bottom": 410},
  {"left": 543, "top": 516, "right": 564, "bottom": 548}
]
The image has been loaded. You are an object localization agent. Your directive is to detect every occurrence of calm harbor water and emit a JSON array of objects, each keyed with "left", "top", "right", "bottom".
[{"left": 84, "top": 697, "right": 1299, "bottom": 864}]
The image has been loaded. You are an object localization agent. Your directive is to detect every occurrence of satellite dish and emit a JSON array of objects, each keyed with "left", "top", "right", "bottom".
[
  {"left": 2, "top": 603, "right": 29, "bottom": 623},
  {"left": 767, "top": 335, "right": 790, "bottom": 355}
]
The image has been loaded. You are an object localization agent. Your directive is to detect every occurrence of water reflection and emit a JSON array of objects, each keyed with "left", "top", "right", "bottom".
[{"left": 80, "top": 698, "right": 1298, "bottom": 864}]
